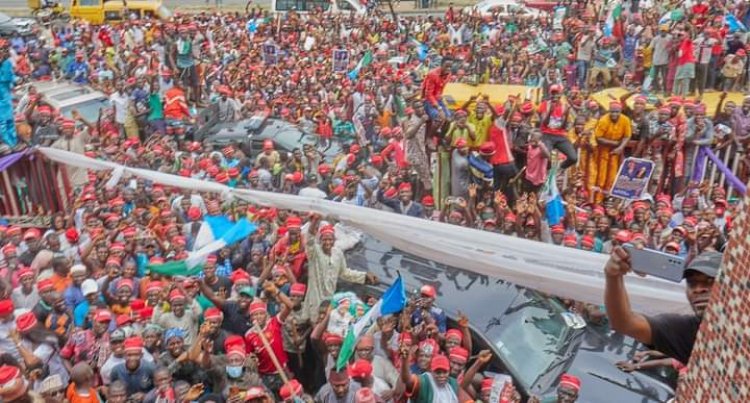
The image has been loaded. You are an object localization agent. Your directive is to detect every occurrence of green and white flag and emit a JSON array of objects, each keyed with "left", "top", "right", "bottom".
[
  {"left": 336, "top": 275, "right": 406, "bottom": 370},
  {"left": 347, "top": 50, "right": 373, "bottom": 81}
]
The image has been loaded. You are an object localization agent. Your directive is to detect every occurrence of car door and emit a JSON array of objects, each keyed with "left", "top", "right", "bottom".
[{"left": 247, "top": 139, "right": 266, "bottom": 160}]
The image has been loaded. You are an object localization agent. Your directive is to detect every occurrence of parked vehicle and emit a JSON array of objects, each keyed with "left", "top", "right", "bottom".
[
  {"left": 342, "top": 235, "right": 677, "bottom": 402},
  {"left": 31, "top": 81, "right": 110, "bottom": 124},
  {"left": 0, "top": 12, "right": 36, "bottom": 37},
  {"left": 27, "top": 0, "right": 71, "bottom": 23},
  {"left": 69, "top": 0, "right": 172, "bottom": 25},
  {"left": 201, "top": 115, "right": 345, "bottom": 163}
]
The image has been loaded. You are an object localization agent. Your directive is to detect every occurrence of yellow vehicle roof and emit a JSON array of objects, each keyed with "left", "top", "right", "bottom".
[
  {"left": 443, "top": 83, "right": 538, "bottom": 110},
  {"left": 102, "top": 0, "right": 163, "bottom": 10}
]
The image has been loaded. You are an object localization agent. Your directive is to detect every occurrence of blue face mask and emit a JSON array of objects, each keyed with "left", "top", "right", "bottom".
[{"left": 226, "top": 365, "right": 243, "bottom": 378}]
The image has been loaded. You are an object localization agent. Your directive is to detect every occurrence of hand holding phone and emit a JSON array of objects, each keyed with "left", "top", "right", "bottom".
[{"left": 622, "top": 244, "right": 685, "bottom": 282}]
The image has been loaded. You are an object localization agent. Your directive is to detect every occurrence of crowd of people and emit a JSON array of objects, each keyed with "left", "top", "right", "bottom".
[{"left": 0, "top": 0, "right": 746, "bottom": 401}]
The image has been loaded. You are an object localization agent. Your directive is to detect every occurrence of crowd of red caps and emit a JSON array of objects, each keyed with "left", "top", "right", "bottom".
[{"left": 0, "top": 0, "right": 749, "bottom": 401}]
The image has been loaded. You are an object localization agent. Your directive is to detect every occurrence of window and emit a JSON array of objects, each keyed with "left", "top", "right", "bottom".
[
  {"left": 60, "top": 98, "right": 110, "bottom": 123},
  {"left": 274, "top": 0, "right": 330, "bottom": 12},
  {"left": 78, "top": 0, "right": 100, "bottom": 6},
  {"left": 104, "top": 10, "right": 121, "bottom": 21},
  {"left": 50, "top": 88, "right": 92, "bottom": 101}
]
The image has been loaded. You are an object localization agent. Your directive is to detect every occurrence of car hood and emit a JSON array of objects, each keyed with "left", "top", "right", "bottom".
[
  {"left": 14, "top": 18, "right": 36, "bottom": 29},
  {"left": 344, "top": 235, "right": 675, "bottom": 402}
]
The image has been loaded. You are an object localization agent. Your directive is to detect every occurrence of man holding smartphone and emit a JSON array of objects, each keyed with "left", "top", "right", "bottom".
[{"left": 604, "top": 249, "right": 721, "bottom": 364}]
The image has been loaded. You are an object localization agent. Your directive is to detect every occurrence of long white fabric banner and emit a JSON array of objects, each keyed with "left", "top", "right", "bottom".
[{"left": 39, "top": 147, "right": 689, "bottom": 314}]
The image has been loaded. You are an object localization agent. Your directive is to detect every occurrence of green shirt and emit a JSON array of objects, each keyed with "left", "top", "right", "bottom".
[{"left": 147, "top": 93, "right": 164, "bottom": 121}]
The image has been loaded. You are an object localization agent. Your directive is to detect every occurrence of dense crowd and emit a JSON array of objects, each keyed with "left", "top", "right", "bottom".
[{"left": 0, "top": 0, "right": 746, "bottom": 401}]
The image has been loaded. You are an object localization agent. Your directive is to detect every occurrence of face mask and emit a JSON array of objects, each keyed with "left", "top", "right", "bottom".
[{"left": 226, "top": 365, "right": 243, "bottom": 378}]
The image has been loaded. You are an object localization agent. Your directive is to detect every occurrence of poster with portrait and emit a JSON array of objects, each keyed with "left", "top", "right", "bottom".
[
  {"left": 610, "top": 157, "right": 655, "bottom": 200},
  {"left": 488, "top": 373, "right": 515, "bottom": 403},
  {"left": 333, "top": 49, "right": 350, "bottom": 73},
  {"left": 262, "top": 44, "right": 278, "bottom": 65}
]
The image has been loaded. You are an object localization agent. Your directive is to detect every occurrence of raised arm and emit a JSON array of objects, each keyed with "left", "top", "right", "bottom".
[
  {"left": 197, "top": 277, "right": 226, "bottom": 310},
  {"left": 604, "top": 247, "right": 653, "bottom": 344}
]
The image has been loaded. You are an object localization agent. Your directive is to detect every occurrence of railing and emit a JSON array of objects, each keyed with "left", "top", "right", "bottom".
[
  {"left": 695, "top": 144, "right": 748, "bottom": 200},
  {"left": 0, "top": 155, "right": 70, "bottom": 218}
]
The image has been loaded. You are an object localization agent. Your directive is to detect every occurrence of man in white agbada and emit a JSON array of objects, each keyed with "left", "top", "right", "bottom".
[{"left": 303, "top": 214, "right": 378, "bottom": 320}]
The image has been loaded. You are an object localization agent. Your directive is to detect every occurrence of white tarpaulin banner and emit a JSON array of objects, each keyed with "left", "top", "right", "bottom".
[{"left": 39, "top": 147, "right": 689, "bottom": 314}]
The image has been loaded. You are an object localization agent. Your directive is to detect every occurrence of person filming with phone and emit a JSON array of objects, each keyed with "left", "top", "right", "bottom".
[{"left": 604, "top": 248, "right": 721, "bottom": 364}]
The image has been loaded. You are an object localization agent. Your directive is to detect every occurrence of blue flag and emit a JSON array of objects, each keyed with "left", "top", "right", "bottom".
[
  {"left": 204, "top": 214, "right": 234, "bottom": 239},
  {"left": 220, "top": 218, "right": 257, "bottom": 245},
  {"left": 726, "top": 13, "right": 747, "bottom": 33},
  {"left": 381, "top": 275, "right": 407, "bottom": 315}
]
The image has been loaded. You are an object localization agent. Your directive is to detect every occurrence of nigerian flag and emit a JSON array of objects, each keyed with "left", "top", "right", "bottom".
[
  {"left": 347, "top": 50, "right": 373, "bottom": 81},
  {"left": 604, "top": 1, "right": 622, "bottom": 37},
  {"left": 336, "top": 275, "right": 407, "bottom": 371},
  {"left": 148, "top": 218, "right": 256, "bottom": 276}
]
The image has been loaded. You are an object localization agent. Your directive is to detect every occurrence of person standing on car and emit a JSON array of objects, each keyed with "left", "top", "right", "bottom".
[
  {"left": 604, "top": 249, "right": 720, "bottom": 364},
  {"left": 215, "top": 86, "right": 240, "bottom": 123},
  {"left": 0, "top": 41, "right": 17, "bottom": 149}
]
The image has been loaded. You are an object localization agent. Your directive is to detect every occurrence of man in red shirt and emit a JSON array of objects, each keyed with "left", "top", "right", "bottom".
[
  {"left": 163, "top": 81, "right": 190, "bottom": 122},
  {"left": 244, "top": 282, "right": 293, "bottom": 396},
  {"left": 691, "top": 0, "right": 709, "bottom": 27},
  {"left": 487, "top": 105, "right": 517, "bottom": 199},
  {"left": 421, "top": 58, "right": 453, "bottom": 123},
  {"left": 536, "top": 84, "right": 578, "bottom": 170}
]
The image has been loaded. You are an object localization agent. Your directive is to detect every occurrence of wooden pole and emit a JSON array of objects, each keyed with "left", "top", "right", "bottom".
[{"left": 252, "top": 323, "right": 296, "bottom": 398}]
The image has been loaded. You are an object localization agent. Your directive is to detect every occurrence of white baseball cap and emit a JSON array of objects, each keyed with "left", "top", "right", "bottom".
[{"left": 81, "top": 279, "right": 98, "bottom": 296}]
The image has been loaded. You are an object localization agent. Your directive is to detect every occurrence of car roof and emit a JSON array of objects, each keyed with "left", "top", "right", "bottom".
[
  {"left": 33, "top": 82, "right": 108, "bottom": 109},
  {"left": 206, "top": 118, "right": 301, "bottom": 143},
  {"left": 344, "top": 235, "right": 674, "bottom": 402}
]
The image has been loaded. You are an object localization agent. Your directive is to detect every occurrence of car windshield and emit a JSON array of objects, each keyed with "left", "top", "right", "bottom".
[
  {"left": 274, "top": 132, "right": 336, "bottom": 155},
  {"left": 49, "top": 89, "right": 93, "bottom": 102},
  {"left": 60, "top": 98, "right": 110, "bottom": 123},
  {"left": 486, "top": 291, "right": 569, "bottom": 389}
]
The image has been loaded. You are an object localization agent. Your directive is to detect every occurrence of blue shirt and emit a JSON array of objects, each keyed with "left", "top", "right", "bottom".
[
  {"left": 66, "top": 61, "right": 89, "bottom": 84},
  {"left": 594, "top": 48, "right": 615, "bottom": 68},
  {"left": 73, "top": 300, "right": 90, "bottom": 327},
  {"left": 623, "top": 35, "right": 638, "bottom": 62},
  {"left": 411, "top": 306, "right": 447, "bottom": 333},
  {"left": 64, "top": 285, "right": 84, "bottom": 311}
]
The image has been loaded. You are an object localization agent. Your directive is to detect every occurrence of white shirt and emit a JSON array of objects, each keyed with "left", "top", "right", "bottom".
[
  {"left": 11, "top": 286, "right": 40, "bottom": 311},
  {"left": 110, "top": 92, "right": 129, "bottom": 124},
  {"left": 23, "top": 340, "right": 70, "bottom": 386},
  {"left": 0, "top": 321, "right": 20, "bottom": 361}
]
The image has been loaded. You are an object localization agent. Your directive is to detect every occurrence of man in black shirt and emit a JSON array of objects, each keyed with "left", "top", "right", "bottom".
[
  {"left": 604, "top": 249, "right": 720, "bottom": 364},
  {"left": 198, "top": 280, "right": 254, "bottom": 336}
]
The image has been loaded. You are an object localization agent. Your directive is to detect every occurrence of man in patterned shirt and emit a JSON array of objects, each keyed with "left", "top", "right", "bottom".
[{"left": 60, "top": 310, "right": 112, "bottom": 385}]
